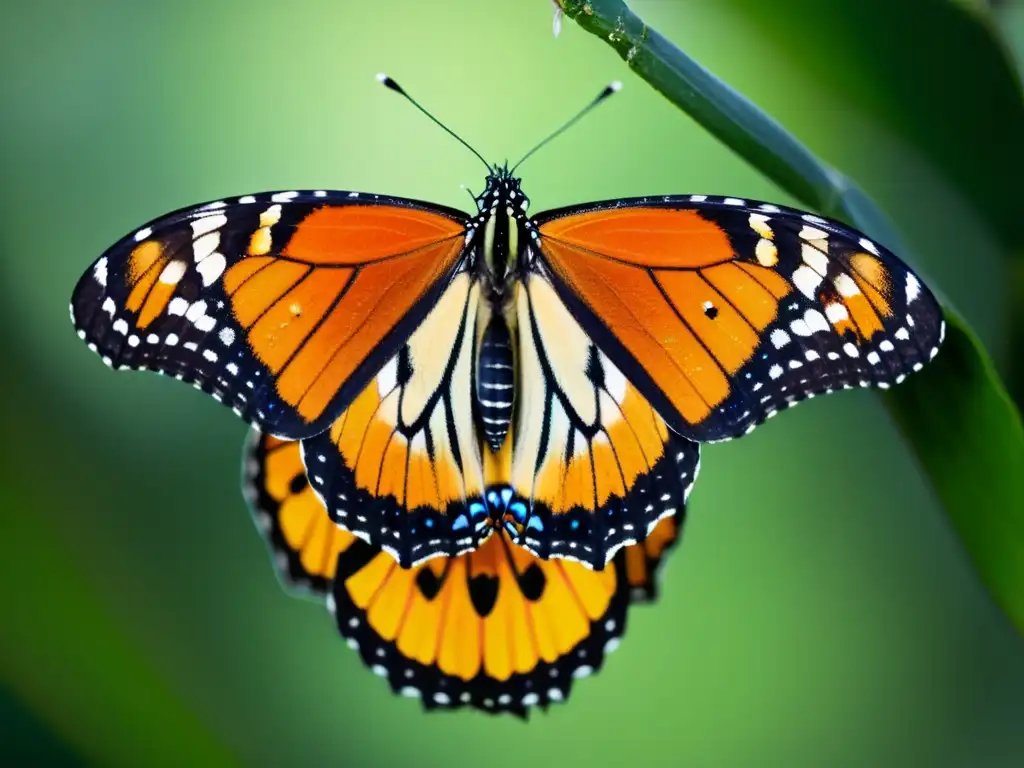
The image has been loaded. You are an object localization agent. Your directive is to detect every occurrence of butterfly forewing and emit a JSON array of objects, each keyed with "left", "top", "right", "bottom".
[
  {"left": 533, "top": 196, "right": 944, "bottom": 442},
  {"left": 72, "top": 191, "right": 468, "bottom": 439},
  {"left": 244, "top": 431, "right": 684, "bottom": 715}
]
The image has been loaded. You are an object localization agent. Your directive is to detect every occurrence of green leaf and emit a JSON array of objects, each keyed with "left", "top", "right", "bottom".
[
  {"left": 884, "top": 313, "right": 1024, "bottom": 630},
  {"left": 559, "top": 0, "right": 1024, "bottom": 636}
]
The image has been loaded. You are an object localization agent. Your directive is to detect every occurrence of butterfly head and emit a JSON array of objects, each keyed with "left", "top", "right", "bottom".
[{"left": 474, "top": 164, "right": 530, "bottom": 213}]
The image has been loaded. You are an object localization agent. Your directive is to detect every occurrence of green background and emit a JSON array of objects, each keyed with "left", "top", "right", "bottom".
[{"left": 2, "top": 1, "right": 1023, "bottom": 765}]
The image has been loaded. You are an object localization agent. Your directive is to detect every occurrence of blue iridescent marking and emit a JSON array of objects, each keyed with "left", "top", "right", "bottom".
[
  {"left": 452, "top": 514, "right": 469, "bottom": 531},
  {"left": 424, "top": 518, "right": 434, "bottom": 528},
  {"left": 509, "top": 501, "right": 528, "bottom": 523},
  {"left": 527, "top": 516, "right": 544, "bottom": 532},
  {"left": 503, "top": 521, "right": 518, "bottom": 538},
  {"left": 570, "top": 519, "right": 580, "bottom": 531}
]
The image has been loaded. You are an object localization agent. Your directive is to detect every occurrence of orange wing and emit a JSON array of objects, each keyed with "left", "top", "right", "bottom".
[
  {"left": 72, "top": 191, "right": 467, "bottom": 439},
  {"left": 534, "top": 197, "right": 945, "bottom": 442},
  {"left": 243, "top": 430, "right": 683, "bottom": 716}
]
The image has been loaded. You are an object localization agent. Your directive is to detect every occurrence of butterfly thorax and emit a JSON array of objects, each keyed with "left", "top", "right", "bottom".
[{"left": 471, "top": 165, "right": 531, "bottom": 294}]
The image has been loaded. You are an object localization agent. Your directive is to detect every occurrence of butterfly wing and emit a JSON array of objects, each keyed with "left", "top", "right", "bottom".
[
  {"left": 72, "top": 191, "right": 468, "bottom": 439},
  {"left": 623, "top": 508, "right": 682, "bottom": 603},
  {"left": 300, "top": 272, "right": 486, "bottom": 567},
  {"left": 243, "top": 430, "right": 359, "bottom": 596},
  {"left": 244, "top": 431, "right": 682, "bottom": 716},
  {"left": 331, "top": 529, "right": 628, "bottom": 716},
  {"left": 507, "top": 270, "right": 701, "bottom": 568},
  {"left": 533, "top": 196, "right": 945, "bottom": 442}
]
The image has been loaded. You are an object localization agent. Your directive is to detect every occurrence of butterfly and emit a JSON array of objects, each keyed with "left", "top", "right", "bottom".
[
  {"left": 70, "top": 77, "right": 944, "bottom": 570},
  {"left": 244, "top": 431, "right": 684, "bottom": 715}
]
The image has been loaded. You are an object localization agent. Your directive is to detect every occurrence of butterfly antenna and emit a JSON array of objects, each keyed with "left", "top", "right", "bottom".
[
  {"left": 510, "top": 81, "right": 622, "bottom": 173},
  {"left": 377, "top": 74, "right": 492, "bottom": 173}
]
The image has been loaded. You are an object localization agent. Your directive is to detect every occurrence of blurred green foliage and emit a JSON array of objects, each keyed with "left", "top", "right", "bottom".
[{"left": 1, "top": 1, "right": 1023, "bottom": 765}]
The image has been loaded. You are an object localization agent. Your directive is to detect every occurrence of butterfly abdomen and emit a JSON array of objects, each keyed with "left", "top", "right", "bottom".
[{"left": 476, "top": 317, "right": 514, "bottom": 452}]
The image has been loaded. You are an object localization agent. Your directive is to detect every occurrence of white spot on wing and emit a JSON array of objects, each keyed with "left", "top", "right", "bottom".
[
  {"left": 196, "top": 253, "right": 226, "bottom": 286},
  {"left": 792, "top": 266, "right": 822, "bottom": 299},
  {"left": 185, "top": 300, "right": 208, "bottom": 323},
  {"left": 93, "top": 257, "right": 108, "bottom": 286},
  {"left": 158, "top": 259, "right": 187, "bottom": 285},
  {"left": 801, "top": 243, "right": 829, "bottom": 276},
  {"left": 191, "top": 214, "right": 226, "bottom": 238},
  {"left": 825, "top": 303, "right": 849, "bottom": 324},
  {"left": 789, "top": 319, "right": 812, "bottom": 337},
  {"left": 804, "top": 309, "right": 829, "bottom": 334},
  {"left": 770, "top": 329, "right": 791, "bottom": 348},
  {"left": 859, "top": 237, "right": 879, "bottom": 255},
  {"left": 905, "top": 273, "right": 921, "bottom": 303},
  {"left": 833, "top": 274, "right": 860, "bottom": 297},
  {"left": 192, "top": 231, "right": 220, "bottom": 261}
]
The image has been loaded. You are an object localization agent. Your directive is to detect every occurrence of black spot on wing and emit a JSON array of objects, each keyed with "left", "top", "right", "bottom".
[{"left": 468, "top": 574, "right": 499, "bottom": 617}]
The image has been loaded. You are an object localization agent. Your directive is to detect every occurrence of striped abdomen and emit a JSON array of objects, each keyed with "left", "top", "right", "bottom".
[{"left": 476, "top": 317, "right": 514, "bottom": 452}]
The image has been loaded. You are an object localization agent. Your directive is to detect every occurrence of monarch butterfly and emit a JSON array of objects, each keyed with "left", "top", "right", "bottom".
[
  {"left": 245, "top": 431, "right": 683, "bottom": 715},
  {"left": 70, "top": 76, "right": 944, "bottom": 570}
]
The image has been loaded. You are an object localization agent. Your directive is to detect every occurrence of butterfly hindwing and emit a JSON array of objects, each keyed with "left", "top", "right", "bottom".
[
  {"left": 243, "top": 430, "right": 360, "bottom": 596},
  {"left": 623, "top": 508, "right": 682, "bottom": 603},
  {"left": 244, "top": 431, "right": 685, "bottom": 716},
  {"left": 332, "top": 530, "right": 627, "bottom": 716},
  {"left": 534, "top": 196, "right": 945, "bottom": 442},
  {"left": 301, "top": 272, "right": 487, "bottom": 567},
  {"left": 72, "top": 191, "right": 468, "bottom": 439},
  {"left": 507, "top": 271, "right": 701, "bottom": 568}
]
